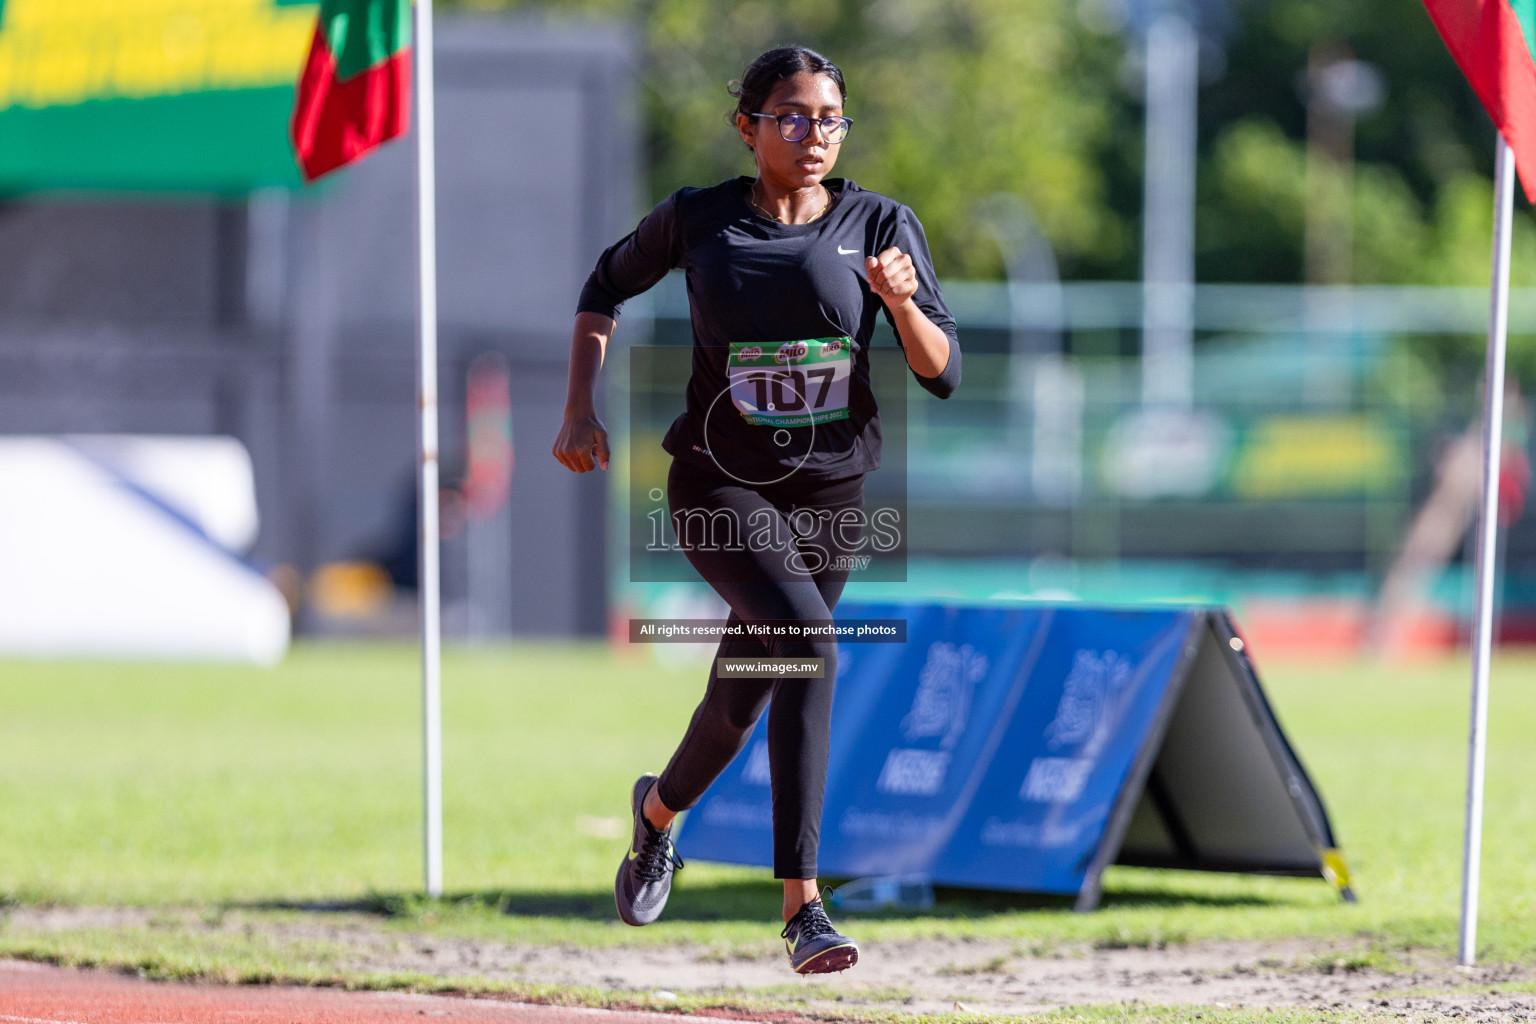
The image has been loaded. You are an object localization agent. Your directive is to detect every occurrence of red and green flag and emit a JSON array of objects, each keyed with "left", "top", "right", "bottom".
[
  {"left": 1422, "top": 0, "right": 1536, "bottom": 200},
  {"left": 290, "top": 0, "right": 412, "bottom": 182}
]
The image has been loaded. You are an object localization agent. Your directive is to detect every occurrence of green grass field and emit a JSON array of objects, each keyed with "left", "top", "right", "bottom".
[{"left": 1, "top": 640, "right": 1534, "bottom": 1007}]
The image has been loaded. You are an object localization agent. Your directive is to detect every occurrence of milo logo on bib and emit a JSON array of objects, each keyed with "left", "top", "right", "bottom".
[
  {"left": 728, "top": 337, "right": 853, "bottom": 428},
  {"left": 775, "top": 341, "right": 810, "bottom": 364}
]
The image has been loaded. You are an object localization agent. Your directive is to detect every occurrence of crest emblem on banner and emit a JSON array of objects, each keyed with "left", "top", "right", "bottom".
[
  {"left": 1045, "top": 649, "right": 1133, "bottom": 753},
  {"left": 902, "top": 641, "right": 989, "bottom": 750}
]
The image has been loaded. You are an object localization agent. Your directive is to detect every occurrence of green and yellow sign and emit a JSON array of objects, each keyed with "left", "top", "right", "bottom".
[
  {"left": 1226, "top": 415, "right": 1404, "bottom": 500},
  {"left": 0, "top": 0, "right": 320, "bottom": 192}
]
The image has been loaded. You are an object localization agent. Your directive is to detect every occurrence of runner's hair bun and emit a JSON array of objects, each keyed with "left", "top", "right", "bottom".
[{"left": 726, "top": 46, "right": 846, "bottom": 131}]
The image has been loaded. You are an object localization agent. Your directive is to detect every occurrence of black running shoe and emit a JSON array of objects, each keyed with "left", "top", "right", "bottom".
[
  {"left": 781, "top": 896, "right": 859, "bottom": 974},
  {"left": 614, "top": 773, "right": 682, "bottom": 926}
]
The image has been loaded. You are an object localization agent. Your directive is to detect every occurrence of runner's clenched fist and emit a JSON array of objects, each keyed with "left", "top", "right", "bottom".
[{"left": 864, "top": 247, "right": 918, "bottom": 307}]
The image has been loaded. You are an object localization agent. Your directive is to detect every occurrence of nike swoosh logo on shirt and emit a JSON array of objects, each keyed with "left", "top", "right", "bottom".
[{"left": 837, "top": 246, "right": 859, "bottom": 255}]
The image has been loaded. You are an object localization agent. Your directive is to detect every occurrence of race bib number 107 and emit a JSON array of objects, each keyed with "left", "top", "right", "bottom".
[{"left": 727, "top": 337, "right": 852, "bottom": 428}]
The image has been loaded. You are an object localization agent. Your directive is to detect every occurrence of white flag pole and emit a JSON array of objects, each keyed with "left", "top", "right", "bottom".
[
  {"left": 1459, "top": 134, "right": 1515, "bottom": 967},
  {"left": 414, "top": 0, "right": 444, "bottom": 899},
  {"left": 1140, "top": 7, "right": 1199, "bottom": 410}
]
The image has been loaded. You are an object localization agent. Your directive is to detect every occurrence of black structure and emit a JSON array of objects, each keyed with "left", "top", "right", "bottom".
[{"left": 1088, "top": 610, "right": 1355, "bottom": 910}]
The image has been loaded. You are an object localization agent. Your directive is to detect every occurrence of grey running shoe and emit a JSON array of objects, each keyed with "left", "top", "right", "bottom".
[
  {"left": 781, "top": 896, "right": 859, "bottom": 974},
  {"left": 614, "top": 773, "right": 683, "bottom": 926}
]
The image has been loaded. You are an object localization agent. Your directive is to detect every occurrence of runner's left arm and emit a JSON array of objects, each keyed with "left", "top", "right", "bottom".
[{"left": 867, "top": 205, "right": 961, "bottom": 399}]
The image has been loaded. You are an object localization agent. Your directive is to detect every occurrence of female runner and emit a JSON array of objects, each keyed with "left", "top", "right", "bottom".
[{"left": 552, "top": 45, "right": 960, "bottom": 975}]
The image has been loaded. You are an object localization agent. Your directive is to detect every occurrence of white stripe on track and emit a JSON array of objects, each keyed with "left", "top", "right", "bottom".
[
  {"left": 355, "top": 992, "right": 759, "bottom": 1022},
  {"left": 0, "top": 1012, "right": 177, "bottom": 1024}
]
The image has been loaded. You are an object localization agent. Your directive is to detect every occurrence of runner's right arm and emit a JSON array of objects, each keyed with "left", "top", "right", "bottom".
[
  {"left": 553, "top": 312, "right": 615, "bottom": 472},
  {"left": 552, "top": 193, "right": 684, "bottom": 473}
]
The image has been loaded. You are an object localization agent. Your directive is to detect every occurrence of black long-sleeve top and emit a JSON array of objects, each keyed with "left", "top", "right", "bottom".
[{"left": 578, "top": 176, "right": 961, "bottom": 484}]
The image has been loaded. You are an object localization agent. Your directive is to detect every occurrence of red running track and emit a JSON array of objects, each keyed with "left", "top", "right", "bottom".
[{"left": 0, "top": 962, "right": 749, "bottom": 1024}]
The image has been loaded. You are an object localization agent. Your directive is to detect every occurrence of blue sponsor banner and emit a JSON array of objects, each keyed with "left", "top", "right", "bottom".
[
  {"left": 679, "top": 601, "right": 1199, "bottom": 896},
  {"left": 935, "top": 607, "right": 1192, "bottom": 892}
]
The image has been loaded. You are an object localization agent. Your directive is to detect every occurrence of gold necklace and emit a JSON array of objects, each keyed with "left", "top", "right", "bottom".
[{"left": 750, "top": 181, "right": 830, "bottom": 224}]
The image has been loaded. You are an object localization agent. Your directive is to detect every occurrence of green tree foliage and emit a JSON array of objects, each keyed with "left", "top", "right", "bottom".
[
  {"left": 642, "top": 0, "right": 1141, "bottom": 278},
  {"left": 447, "top": 0, "right": 1533, "bottom": 299},
  {"left": 1185, "top": 0, "right": 1536, "bottom": 288},
  {"left": 447, "top": 0, "right": 1126, "bottom": 277}
]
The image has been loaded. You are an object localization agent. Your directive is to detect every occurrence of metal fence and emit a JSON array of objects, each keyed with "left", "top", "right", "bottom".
[{"left": 630, "top": 278, "right": 1523, "bottom": 576}]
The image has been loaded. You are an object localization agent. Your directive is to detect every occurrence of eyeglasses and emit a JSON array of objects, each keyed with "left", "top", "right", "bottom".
[{"left": 750, "top": 112, "right": 853, "bottom": 144}]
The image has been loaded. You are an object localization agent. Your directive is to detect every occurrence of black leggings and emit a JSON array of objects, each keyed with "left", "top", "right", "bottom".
[{"left": 655, "top": 457, "right": 866, "bottom": 879}]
